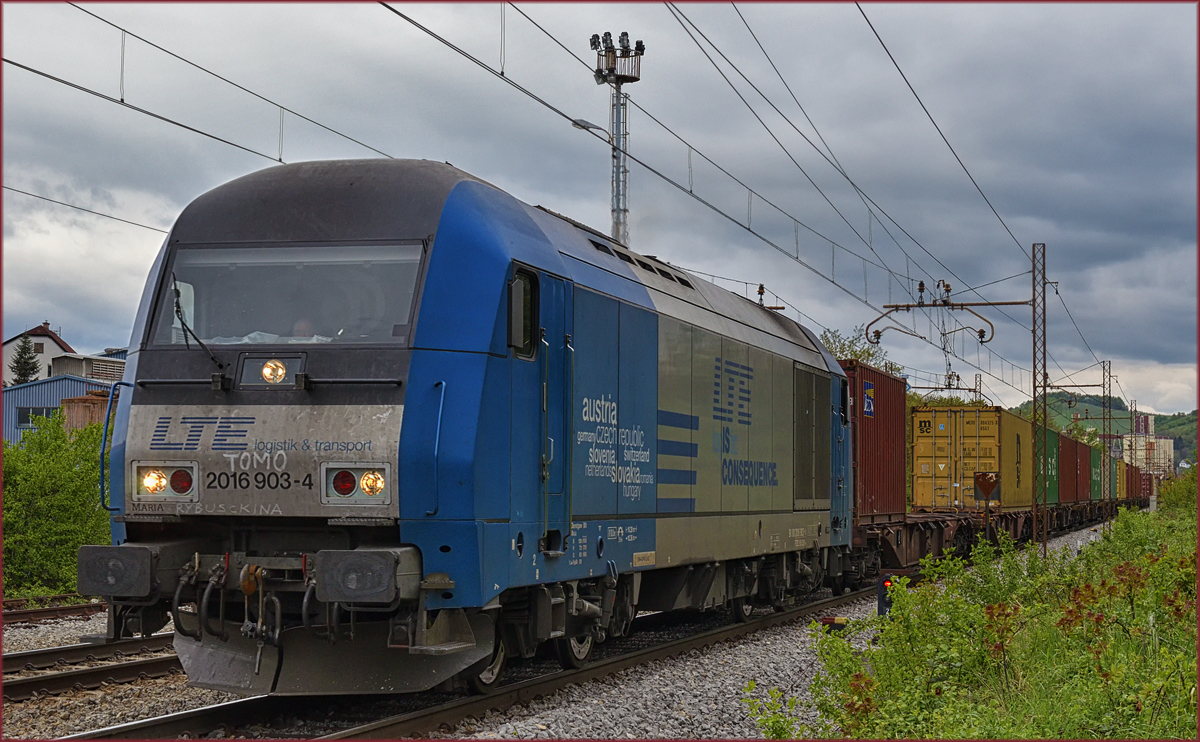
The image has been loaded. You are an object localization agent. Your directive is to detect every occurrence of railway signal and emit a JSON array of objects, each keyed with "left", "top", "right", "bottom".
[{"left": 877, "top": 575, "right": 896, "bottom": 615}]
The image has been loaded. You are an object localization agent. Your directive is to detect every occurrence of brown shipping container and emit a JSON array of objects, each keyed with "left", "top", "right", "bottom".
[
  {"left": 1074, "top": 438, "right": 1091, "bottom": 502},
  {"left": 912, "top": 406, "right": 1033, "bottom": 511},
  {"left": 1058, "top": 434, "right": 1078, "bottom": 503},
  {"left": 839, "top": 359, "right": 907, "bottom": 521},
  {"left": 1141, "top": 472, "right": 1153, "bottom": 500}
]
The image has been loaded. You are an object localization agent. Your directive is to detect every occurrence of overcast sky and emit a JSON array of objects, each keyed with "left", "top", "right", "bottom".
[{"left": 3, "top": 3, "right": 1196, "bottom": 413}]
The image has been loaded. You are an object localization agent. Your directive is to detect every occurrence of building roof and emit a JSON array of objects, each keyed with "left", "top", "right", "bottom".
[
  {"left": 55, "top": 352, "right": 126, "bottom": 363},
  {"left": 2, "top": 374, "right": 111, "bottom": 393},
  {"left": 3, "top": 321, "right": 75, "bottom": 353}
]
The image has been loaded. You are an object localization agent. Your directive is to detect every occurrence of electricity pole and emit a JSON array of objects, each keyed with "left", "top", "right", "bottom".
[
  {"left": 1032, "top": 242, "right": 1049, "bottom": 556},
  {"left": 590, "top": 31, "right": 644, "bottom": 246}
]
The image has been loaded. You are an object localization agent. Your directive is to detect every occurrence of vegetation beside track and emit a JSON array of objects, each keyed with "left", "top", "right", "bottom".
[
  {"left": 745, "top": 477, "right": 1197, "bottom": 739},
  {"left": 2, "top": 412, "right": 111, "bottom": 598}
]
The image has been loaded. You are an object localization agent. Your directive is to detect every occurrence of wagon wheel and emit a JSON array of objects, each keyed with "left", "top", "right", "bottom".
[
  {"left": 952, "top": 526, "right": 973, "bottom": 559},
  {"left": 1020, "top": 517, "right": 1033, "bottom": 543},
  {"left": 554, "top": 633, "right": 594, "bottom": 670},
  {"left": 731, "top": 596, "right": 755, "bottom": 623},
  {"left": 467, "top": 628, "right": 508, "bottom": 695}
]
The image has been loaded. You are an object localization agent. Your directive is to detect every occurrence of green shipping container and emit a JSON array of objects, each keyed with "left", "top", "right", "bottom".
[
  {"left": 1090, "top": 447, "right": 1102, "bottom": 501},
  {"left": 1042, "top": 427, "right": 1060, "bottom": 506},
  {"left": 1109, "top": 457, "right": 1118, "bottom": 501}
]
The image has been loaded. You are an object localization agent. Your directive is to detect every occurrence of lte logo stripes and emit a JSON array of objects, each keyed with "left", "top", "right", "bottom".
[
  {"left": 150, "top": 416, "right": 256, "bottom": 451},
  {"left": 712, "top": 358, "right": 753, "bottom": 426}
]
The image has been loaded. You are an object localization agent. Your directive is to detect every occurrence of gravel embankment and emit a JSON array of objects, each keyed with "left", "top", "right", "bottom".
[
  {"left": 0, "top": 523, "right": 1111, "bottom": 739},
  {"left": 445, "top": 596, "right": 877, "bottom": 740},
  {"left": 2, "top": 614, "right": 238, "bottom": 739},
  {"left": 439, "top": 525, "right": 1106, "bottom": 739}
]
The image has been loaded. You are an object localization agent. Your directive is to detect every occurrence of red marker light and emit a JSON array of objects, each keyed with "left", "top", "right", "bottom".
[
  {"left": 332, "top": 470, "right": 357, "bottom": 496},
  {"left": 169, "top": 469, "right": 193, "bottom": 494},
  {"left": 883, "top": 579, "right": 894, "bottom": 588}
]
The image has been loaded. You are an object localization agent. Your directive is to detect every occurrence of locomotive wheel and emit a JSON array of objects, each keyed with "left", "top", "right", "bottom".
[
  {"left": 554, "top": 634, "right": 594, "bottom": 670},
  {"left": 829, "top": 575, "right": 846, "bottom": 596},
  {"left": 731, "top": 596, "right": 754, "bottom": 623},
  {"left": 468, "top": 633, "right": 508, "bottom": 694}
]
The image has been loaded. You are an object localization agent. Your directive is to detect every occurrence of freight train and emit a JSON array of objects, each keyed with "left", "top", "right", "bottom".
[
  {"left": 842, "top": 361, "right": 1149, "bottom": 573},
  {"left": 77, "top": 158, "right": 1145, "bottom": 697}
]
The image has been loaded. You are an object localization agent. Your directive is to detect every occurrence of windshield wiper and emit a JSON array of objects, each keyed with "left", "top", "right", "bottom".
[{"left": 172, "top": 273, "right": 229, "bottom": 387}]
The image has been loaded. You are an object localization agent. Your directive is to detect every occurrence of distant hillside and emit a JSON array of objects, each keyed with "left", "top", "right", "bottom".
[
  {"left": 1008, "top": 393, "right": 1196, "bottom": 465},
  {"left": 1155, "top": 410, "right": 1197, "bottom": 464},
  {"left": 1009, "top": 393, "right": 1128, "bottom": 433}
]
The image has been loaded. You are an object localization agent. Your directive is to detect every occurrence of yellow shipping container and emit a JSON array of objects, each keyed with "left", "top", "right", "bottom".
[
  {"left": 911, "top": 406, "right": 1032, "bottom": 511},
  {"left": 1116, "top": 459, "right": 1127, "bottom": 500}
]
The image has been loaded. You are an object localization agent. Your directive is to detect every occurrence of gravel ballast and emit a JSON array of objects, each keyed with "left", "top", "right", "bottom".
[{"left": 0, "top": 523, "right": 1112, "bottom": 739}]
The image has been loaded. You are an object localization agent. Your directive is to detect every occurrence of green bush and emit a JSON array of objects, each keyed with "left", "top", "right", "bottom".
[
  {"left": 744, "top": 507, "right": 1198, "bottom": 739},
  {"left": 1158, "top": 464, "right": 1196, "bottom": 515},
  {"left": 2, "top": 412, "right": 111, "bottom": 596}
]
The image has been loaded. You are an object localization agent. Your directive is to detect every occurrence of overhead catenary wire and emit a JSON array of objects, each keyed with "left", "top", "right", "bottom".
[
  {"left": 68, "top": 2, "right": 395, "bottom": 160},
  {"left": 855, "top": 2, "right": 1029, "bottom": 262},
  {"left": 674, "top": 5, "right": 1055, "bottom": 382},
  {"left": 3, "top": 185, "right": 168, "bottom": 233},
  {"left": 508, "top": 2, "right": 1036, "bottom": 388},
  {"left": 690, "top": 3, "right": 1060, "bottom": 375},
  {"left": 666, "top": 4, "right": 1049, "bottom": 384},
  {"left": 3, "top": 57, "right": 280, "bottom": 163},
  {"left": 9, "top": 2, "right": 1048, "bottom": 403},
  {"left": 666, "top": 3, "right": 891, "bottom": 278},
  {"left": 1056, "top": 291, "right": 1102, "bottom": 365},
  {"left": 380, "top": 3, "right": 1040, "bottom": 400}
]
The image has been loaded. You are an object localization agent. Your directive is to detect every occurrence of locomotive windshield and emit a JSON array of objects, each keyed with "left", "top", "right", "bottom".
[{"left": 150, "top": 243, "right": 423, "bottom": 346}]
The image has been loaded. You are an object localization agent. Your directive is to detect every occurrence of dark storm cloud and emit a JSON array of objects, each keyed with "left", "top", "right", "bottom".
[{"left": 2, "top": 2, "right": 1194, "bottom": 411}]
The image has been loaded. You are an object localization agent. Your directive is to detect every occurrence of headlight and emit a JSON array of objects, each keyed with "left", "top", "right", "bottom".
[
  {"left": 321, "top": 463, "right": 392, "bottom": 505},
  {"left": 143, "top": 469, "right": 167, "bottom": 494},
  {"left": 360, "top": 471, "right": 385, "bottom": 496},
  {"left": 262, "top": 359, "right": 287, "bottom": 384},
  {"left": 133, "top": 462, "right": 199, "bottom": 501}
]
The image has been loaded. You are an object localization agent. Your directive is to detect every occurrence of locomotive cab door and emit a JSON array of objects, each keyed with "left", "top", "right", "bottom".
[{"left": 509, "top": 267, "right": 573, "bottom": 556}]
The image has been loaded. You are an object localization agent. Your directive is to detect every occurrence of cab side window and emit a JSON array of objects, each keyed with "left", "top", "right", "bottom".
[{"left": 509, "top": 271, "right": 537, "bottom": 359}]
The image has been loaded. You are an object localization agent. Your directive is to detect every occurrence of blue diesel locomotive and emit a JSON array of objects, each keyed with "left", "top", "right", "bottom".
[{"left": 78, "top": 159, "right": 852, "bottom": 695}]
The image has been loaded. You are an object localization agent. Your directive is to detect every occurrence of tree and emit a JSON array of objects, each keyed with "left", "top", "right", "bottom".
[
  {"left": 2, "top": 412, "right": 111, "bottom": 596},
  {"left": 8, "top": 334, "right": 42, "bottom": 385},
  {"left": 819, "top": 324, "right": 904, "bottom": 375},
  {"left": 1063, "top": 419, "right": 1100, "bottom": 446}
]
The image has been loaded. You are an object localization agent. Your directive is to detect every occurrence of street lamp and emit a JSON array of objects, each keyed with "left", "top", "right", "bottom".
[{"left": 571, "top": 119, "right": 613, "bottom": 144}]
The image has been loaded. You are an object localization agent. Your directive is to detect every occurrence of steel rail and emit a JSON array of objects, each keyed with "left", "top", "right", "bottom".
[
  {"left": 318, "top": 587, "right": 874, "bottom": 739},
  {"left": 3, "top": 635, "right": 175, "bottom": 673},
  {"left": 63, "top": 588, "right": 871, "bottom": 739},
  {"left": 2, "top": 603, "right": 107, "bottom": 623},
  {"left": 1, "top": 594, "right": 88, "bottom": 611},
  {"left": 62, "top": 696, "right": 310, "bottom": 740},
  {"left": 2, "top": 655, "right": 182, "bottom": 702}
]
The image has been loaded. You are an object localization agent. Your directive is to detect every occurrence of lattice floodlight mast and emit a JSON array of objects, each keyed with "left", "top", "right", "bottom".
[
  {"left": 1032, "top": 242, "right": 1048, "bottom": 557},
  {"left": 590, "top": 31, "right": 644, "bottom": 246}
]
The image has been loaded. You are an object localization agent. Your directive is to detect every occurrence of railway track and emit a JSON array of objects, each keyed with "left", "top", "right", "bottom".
[
  {"left": 2, "top": 594, "right": 88, "bottom": 611},
  {"left": 2, "top": 635, "right": 178, "bottom": 702},
  {"left": 64, "top": 587, "right": 872, "bottom": 739},
  {"left": 3, "top": 602, "right": 107, "bottom": 623}
]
